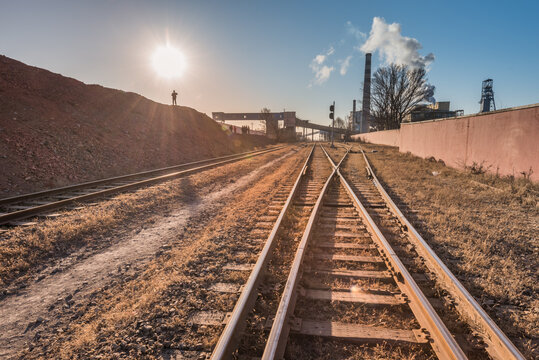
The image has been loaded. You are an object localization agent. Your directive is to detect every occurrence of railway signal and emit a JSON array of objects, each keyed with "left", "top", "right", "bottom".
[{"left": 329, "top": 101, "right": 335, "bottom": 147}]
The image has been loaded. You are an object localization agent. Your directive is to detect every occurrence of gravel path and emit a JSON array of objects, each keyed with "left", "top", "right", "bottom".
[{"left": 0, "top": 150, "right": 295, "bottom": 359}]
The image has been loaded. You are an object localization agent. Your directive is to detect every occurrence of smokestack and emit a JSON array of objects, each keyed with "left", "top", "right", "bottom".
[
  {"left": 361, "top": 53, "right": 372, "bottom": 133},
  {"left": 352, "top": 99, "right": 356, "bottom": 130}
]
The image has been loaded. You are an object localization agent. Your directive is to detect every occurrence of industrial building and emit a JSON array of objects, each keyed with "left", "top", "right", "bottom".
[
  {"left": 212, "top": 111, "right": 295, "bottom": 139},
  {"left": 350, "top": 109, "right": 373, "bottom": 133},
  {"left": 212, "top": 111, "right": 352, "bottom": 141},
  {"left": 403, "top": 101, "right": 463, "bottom": 122}
]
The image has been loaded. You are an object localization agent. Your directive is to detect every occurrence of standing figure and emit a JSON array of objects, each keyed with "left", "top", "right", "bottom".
[{"left": 171, "top": 90, "right": 178, "bottom": 106}]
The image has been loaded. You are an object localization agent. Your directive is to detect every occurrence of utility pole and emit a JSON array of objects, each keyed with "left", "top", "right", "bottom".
[{"left": 329, "top": 101, "right": 335, "bottom": 148}]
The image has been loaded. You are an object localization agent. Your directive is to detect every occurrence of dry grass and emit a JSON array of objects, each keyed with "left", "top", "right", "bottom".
[
  {"left": 0, "top": 147, "right": 293, "bottom": 295},
  {"left": 287, "top": 337, "right": 435, "bottom": 360},
  {"left": 18, "top": 146, "right": 308, "bottom": 359},
  {"left": 304, "top": 274, "right": 397, "bottom": 293},
  {"left": 359, "top": 143, "right": 538, "bottom": 357},
  {"left": 294, "top": 299, "right": 419, "bottom": 329}
]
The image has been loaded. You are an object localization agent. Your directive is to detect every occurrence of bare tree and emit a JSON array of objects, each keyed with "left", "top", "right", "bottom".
[
  {"left": 260, "top": 107, "right": 271, "bottom": 122},
  {"left": 258, "top": 119, "right": 266, "bottom": 133},
  {"left": 371, "top": 64, "right": 433, "bottom": 130},
  {"left": 334, "top": 116, "right": 346, "bottom": 129}
]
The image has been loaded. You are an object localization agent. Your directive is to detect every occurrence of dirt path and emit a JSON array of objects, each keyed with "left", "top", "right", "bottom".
[{"left": 0, "top": 150, "right": 295, "bottom": 359}]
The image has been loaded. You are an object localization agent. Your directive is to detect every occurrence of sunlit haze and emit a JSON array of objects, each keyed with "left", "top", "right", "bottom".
[
  {"left": 1, "top": 1, "right": 538, "bottom": 124},
  {"left": 151, "top": 45, "right": 187, "bottom": 78},
  {"left": 0, "top": 3, "right": 537, "bottom": 357}
]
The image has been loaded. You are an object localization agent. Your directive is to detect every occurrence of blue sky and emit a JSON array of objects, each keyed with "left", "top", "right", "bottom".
[{"left": 1, "top": 0, "right": 538, "bottom": 126}]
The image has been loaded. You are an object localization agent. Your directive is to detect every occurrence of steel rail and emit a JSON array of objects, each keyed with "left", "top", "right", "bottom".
[
  {"left": 261, "top": 147, "right": 349, "bottom": 360},
  {"left": 322, "top": 145, "right": 353, "bottom": 167},
  {"left": 358, "top": 147, "right": 525, "bottom": 360},
  {"left": 0, "top": 145, "right": 287, "bottom": 207},
  {"left": 0, "top": 146, "right": 287, "bottom": 225},
  {"left": 323, "top": 145, "right": 466, "bottom": 360},
  {"left": 210, "top": 145, "right": 315, "bottom": 360}
]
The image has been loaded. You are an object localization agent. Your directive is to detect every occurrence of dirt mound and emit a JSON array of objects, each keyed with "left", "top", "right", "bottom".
[{"left": 0, "top": 55, "right": 272, "bottom": 196}]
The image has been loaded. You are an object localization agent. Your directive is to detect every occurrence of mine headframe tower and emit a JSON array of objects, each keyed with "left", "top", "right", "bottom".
[{"left": 479, "top": 78, "right": 496, "bottom": 113}]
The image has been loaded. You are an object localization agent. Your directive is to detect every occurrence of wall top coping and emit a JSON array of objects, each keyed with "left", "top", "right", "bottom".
[{"left": 400, "top": 103, "right": 539, "bottom": 126}]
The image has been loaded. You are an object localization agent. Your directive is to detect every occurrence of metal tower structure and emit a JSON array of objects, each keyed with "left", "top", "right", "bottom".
[{"left": 479, "top": 79, "right": 496, "bottom": 113}]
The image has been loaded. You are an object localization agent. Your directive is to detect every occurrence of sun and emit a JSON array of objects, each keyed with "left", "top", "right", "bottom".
[{"left": 151, "top": 45, "right": 187, "bottom": 78}]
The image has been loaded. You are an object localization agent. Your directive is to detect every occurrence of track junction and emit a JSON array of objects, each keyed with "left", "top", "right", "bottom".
[
  {"left": 197, "top": 144, "right": 524, "bottom": 360},
  {"left": 0, "top": 143, "right": 527, "bottom": 359}
]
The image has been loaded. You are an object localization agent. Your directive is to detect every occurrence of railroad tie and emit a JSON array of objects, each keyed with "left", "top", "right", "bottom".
[
  {"left": 314, "top": 242, "right": 375, "bottom": 250},
  {"left": 302, "top": 288, "right": 405, "bottom": 305},
  {"left": 292, "top": 320, "right": 429, "bottom": 344},
  {"left": 313, "top": 253, "right": 383, "bottom": 263},
  {"left": 306, "top": 267, "right": 392, "bottom": 280}
]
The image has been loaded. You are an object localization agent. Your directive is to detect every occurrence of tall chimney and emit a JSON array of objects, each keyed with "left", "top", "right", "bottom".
[
  {"left": 352, "top": 99, "right": 356, "bottom": 131},
  {"left": 361, "top": 53, "right": 372, "bottom": 133}
]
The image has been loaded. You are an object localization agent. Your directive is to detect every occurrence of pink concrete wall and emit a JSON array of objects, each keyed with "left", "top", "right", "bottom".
[
  {"left": 400, "top": 104, "right": 539, "bottom": 181},
  {"left": 352, "top": 129, "right": 400, "bottom": 147},
  {"left": 399, "top": 117, "right": 468, "bottom": 167}
]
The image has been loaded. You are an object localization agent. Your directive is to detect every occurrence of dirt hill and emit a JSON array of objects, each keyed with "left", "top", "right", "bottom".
[{"left": 0, "top": 55, "right": 272, "bottom": 197}]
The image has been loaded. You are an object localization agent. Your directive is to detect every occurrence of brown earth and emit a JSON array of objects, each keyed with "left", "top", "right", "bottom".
[
  {"left": 0, "top": 55, "right": 272, "bottom": 197},
  {"left": 4, "top": 146, "right": 308, "bottom": 359},
  {"left": 358, "top": 143, "right": 538, "bottom": 358}
]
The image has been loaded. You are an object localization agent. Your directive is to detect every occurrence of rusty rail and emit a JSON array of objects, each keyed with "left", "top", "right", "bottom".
[
  {"left": 323, "top": 146, "right": 466, "bottom": 359},
  {"left": 359, "top": 147, "right": 525, "bottom": 360},
  {"left": 210, "top": 145, "right": 315, "bottom": 360},
  {"left": 261, "top": 146, "right": 349, "bottom": 359},
  {"left": 0, "top": 145, "right": 287, "bottom": 225},
  {"left": 211, "top": 143, "right": 523, "bottom": 359}
]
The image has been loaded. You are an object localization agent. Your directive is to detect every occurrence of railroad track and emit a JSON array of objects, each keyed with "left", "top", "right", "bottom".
[
  {"left": 0, "top": 145, "right": 287, "bottom": 228},
  {"left": 186, "top": 144, "right": 339, "bottom": 357},
  {"left": 198, "top": 143, "right": 523, "bottom": 359},
  {"left": 341, "top": 145, "right": 525, "bottom": 360}
]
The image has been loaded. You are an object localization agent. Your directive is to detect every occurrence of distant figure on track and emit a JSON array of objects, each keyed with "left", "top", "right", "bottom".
[{"left": 171, "top": 90, "right": 178, "bottom": 106}]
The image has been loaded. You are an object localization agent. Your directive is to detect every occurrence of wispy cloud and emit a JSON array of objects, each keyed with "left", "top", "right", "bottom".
[
  {"left": 360, "top": 17, "right": 434, "bottom": 69},
  {"left": 308, "top": 22, "right": 365, "bottom": 84},
  {"left": 339, "top": 55, "right": 353, "bottom": 75},
  {"left": 314, "top": 54, "right": 326, "bottom": 64},
  {"left": 309, "top": 47, "right": 335, "bottom": 86},
  {"left": 314, "top": 65, "right": 334, "bottom": 84}
]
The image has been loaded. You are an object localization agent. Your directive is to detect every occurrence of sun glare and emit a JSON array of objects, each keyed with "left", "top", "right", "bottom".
[{"left": 151, "top": 45, "right": 187, "bottom": 78}]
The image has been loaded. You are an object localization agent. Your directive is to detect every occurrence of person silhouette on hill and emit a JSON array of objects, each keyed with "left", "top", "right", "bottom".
[{"left": 171, "top": 90, "right": 178, "bottom": 106}]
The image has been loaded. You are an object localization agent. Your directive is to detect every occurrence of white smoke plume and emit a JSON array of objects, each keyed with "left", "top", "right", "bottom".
[
  {"left": 309, "top": 47, "right": 335, "bottom": 85},
  {"left": 346, "top": 21, "right": 366, "bottom": 41},
  {"left": 361, "top": 17, "right": 434, "bottom": 69}
]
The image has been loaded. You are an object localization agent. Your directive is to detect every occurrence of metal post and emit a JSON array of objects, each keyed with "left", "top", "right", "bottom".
[
  {"left": 331, "top": 101, "right": 335, "bottom": 148},
  {"left": 311, "top": 128, "right": 314, "bottom": 142}
]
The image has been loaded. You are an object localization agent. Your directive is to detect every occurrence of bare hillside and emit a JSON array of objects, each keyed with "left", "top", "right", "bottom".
[{"left": 0, "top": 55, "right": 271, "bottom": 196}]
